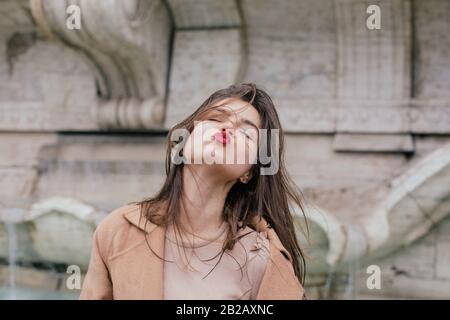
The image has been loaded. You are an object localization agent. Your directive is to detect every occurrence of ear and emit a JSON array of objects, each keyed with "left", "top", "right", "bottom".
[{"left": 239, "top": 171, "right": 252, "bottom": 184}]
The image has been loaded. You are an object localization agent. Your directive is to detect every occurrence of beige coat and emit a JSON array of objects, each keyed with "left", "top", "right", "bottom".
[{"left": 79, "top": 203, "right": 305, "bottom": 300}]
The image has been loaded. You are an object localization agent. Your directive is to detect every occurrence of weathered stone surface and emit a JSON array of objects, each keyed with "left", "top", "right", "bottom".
[
  {"left": 275, "top": 99, "right": 450, "bottom": 134},
  {"left": 0, "top": 197, "right": 106, "bottom": 270},
  {"left": 34, "top": 135, "right": 167, "bottom": 209},
  {"left": 0, "top": 264, "right": 82, "bottom": 299},
  {"left": 165, "top": 29, "right": 242, "bottom": 128},
  {"left": 0, "top": 265, "right": 59, "bottom": 290},
  {"left": 168, "top": 0, "right": 241, "bottom": 28},
  {"left": 414, "top": 0, "right": 450, "bottom": 98},
  {"left": 0, "top": 0, "right": 35, "bottom": 38},
  {"left": 276, "top": 100, "right": 337, "bottom": 133},
  {"left": 31, "top": 0, "right": 171, "bottom": 101},
  {"left": 285, "top": 134, "right": 408, "bottom": 190},
  {"left": 333, "top": 133, "right": 414, "bottom": 152},
  {"left": 355, "top": 225, "right": 450, "bottom": 299},
  {"left": 0, "top": 133, "right": 57, "bottom": 166},
  {"left": 242, "top": 0, "right": 337, "bottom": 99},
  {"left": 361, "top": 142, "right": 450, "bottom": 256},
  {"left": 25, "top": 199, "right": 98, "bottom": 269},
  {"left": 0, "top": 41, "right": 97, "bottom": 130},
  {"left": 409, "top": 100, "right": 450, "bottom": 134},
  {"left": 335, "top": 0, "right": 411, "bottom": 100},
  {"left": 337, "top": 104, "right": 411, "bottom": 133},
  {"left": 0, "top": 220, "right": 36, "bottom": 262},
  {"left": 0, "top": 167, "right": 39, "bottom": 199}
]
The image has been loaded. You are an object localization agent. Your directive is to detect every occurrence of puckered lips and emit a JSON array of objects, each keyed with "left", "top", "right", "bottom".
[{"left": 212, "top": 129, "right": 231, "bottom": 145}]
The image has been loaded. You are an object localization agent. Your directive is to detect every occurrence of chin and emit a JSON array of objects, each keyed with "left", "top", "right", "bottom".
[{"left": 204, "top": 163, "right": 250, "bottom": 181}]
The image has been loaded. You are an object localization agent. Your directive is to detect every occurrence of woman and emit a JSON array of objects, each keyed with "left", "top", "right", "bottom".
[{"left": 80, "top": 83, "right": 308, "bottom": 300}]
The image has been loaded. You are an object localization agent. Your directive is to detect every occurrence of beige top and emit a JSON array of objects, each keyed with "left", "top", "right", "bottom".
[{"left": 163, "top": 220, "right": 270, "bottom": 300}]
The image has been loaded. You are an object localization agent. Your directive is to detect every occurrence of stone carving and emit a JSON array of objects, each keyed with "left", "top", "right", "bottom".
[
  {"left": 0, "top": 197, "right": 106, "bottom": 270},
  {"left": 296, "top": 142, "right": 450, "bottom": 278},
  {"left": 0, "top": 40, "right": 98, "bottom": 131},
  {"left": 97, "top": 97, "right": 164, "bottom": 130},
  {"left": 29, "top": 0, "right": 171, "bottom": 129}
]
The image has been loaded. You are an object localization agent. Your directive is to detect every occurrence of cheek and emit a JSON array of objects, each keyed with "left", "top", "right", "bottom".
[
  {"left": 183, "top": 127, "right": 200, "bottom": 161},
  {"left": 183, "top": 125, "right": 207, "bottom": 154},
  {"left": 218, "top": 163, "right": 253, "bottom": 181},
  {"left": 247, "top": 142, "right": 258, "bottom": 164},
  {"left": 230, "top": 135, "right": 258, "bottom": 165},
  {"left": 218, "top": 139, "right": 256, "bottom": 179}
]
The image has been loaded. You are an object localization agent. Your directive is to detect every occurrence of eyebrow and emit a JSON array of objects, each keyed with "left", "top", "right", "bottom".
[
  {"left": 241, "top": 118, "right": 259, "bottom": 132},
  {"left": 214, "top": 107, "right": 260, "bottom": 131}
]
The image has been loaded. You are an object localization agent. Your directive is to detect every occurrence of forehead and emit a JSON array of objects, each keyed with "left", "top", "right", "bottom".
[{"left": 211, "top": 98, "right": 261, "bottom": 127}]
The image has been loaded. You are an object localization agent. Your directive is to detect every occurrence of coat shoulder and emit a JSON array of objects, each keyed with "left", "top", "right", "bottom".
[
  {"left": 80, "top": 203, "right": 141, "bottom": 300},
  {"left": 253, "top": 226, "right": 305, "bottom": 300},
  {"left": 93, "top": 203, "right": 142, "bottom": 257},
  {"left": 97, "top": 203, "right": 139, "bottom": 233},
  {"left": 257, "top": 240, "right": 305, "bottom": 300}
]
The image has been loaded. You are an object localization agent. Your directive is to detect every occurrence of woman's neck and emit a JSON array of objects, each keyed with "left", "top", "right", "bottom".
[{"left": 178, "top": 165, "right": 233, "bottom": 238}]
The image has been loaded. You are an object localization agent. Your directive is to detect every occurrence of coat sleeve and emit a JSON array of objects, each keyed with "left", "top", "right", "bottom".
[
  {"left": 255, "top": 242, "right": 305, "bottom": 300},
  {"left": 79, "top": 228, "right": 113, "bottom": 300}
]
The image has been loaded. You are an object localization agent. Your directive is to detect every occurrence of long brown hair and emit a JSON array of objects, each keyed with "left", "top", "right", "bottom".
[{"left": 132, "top": 83, "right": 308, "bottom": 285}]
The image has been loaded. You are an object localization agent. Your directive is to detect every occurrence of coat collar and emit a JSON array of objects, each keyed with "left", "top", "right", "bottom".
[
  {"left": 124, "top": 205, "right": 271, "bottom": 234},
  {"left": 122, "top": 205, "right": 164, "bottom": 299},
  {"left": 123, "top": 205, "right": 158, "bottom": 234}
]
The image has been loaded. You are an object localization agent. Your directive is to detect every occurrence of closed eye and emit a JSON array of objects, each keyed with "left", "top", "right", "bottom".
[{"left": 240, "top": 129, "right": 252, "bottom": 140}]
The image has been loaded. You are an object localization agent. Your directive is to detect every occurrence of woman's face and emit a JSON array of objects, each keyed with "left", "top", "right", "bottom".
[{"left": 183, "top": 98, "right": 261, "bottom": 182}]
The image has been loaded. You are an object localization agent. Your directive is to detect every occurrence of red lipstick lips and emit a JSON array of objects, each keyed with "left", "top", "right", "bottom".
[{"left": 212, "top": 129, "right": 230, "bottom": 145}]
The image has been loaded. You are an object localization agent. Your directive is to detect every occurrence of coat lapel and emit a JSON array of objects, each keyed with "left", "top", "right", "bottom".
[{"left": 123, "top": 207, "right": 165, "bottom": 299}]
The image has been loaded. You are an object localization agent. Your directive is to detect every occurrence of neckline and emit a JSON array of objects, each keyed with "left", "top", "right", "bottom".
[{"left": 165, "top": 220, "right": 228, "bottom": 248}]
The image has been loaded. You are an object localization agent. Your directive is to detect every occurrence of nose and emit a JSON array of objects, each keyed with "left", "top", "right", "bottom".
[
  {"left": 212, "top": 126, "right": 232, "bottom": 145},
  {"left": 220, "top": 125, "right": 234, "bottom": 138},
  {"left": 220, "top": 120, "right": 235, "bottom": 133}
]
